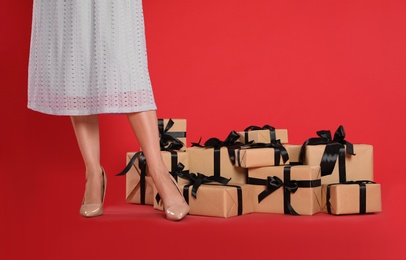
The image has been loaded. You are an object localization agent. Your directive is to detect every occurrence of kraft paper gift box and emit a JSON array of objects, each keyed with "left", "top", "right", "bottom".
[
  {"left": 234, "top": 144, "right": 302, "bottom": 168},
  {"left": 237, "top": 128, "right": 288, "bottom": 144},
  {"left": 158, "top": 118, "right": 187, "bottom": 150},
  {"left": 120, "top": 150, "right": 189, "bottom": 205},
  {"left": 187, "top": 146, "right": 248, "bottom": 184},
  {"left": 300, "top": 125, "right": 374, "bottom": 184},
  {"left": 302, "top": 144, "right": 373, "bottom": 184},
  {"left": 247, "top": 165, "right": 322, "bottom": 215},
  {"left": 321, "top": 181, "right": 382, "bottom": 215},
  {"left": 181, "top": 183, "right": 254, "bottom": 218}
]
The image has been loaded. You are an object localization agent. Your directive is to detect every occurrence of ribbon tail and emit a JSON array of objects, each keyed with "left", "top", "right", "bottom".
[
  {"left": 320, "top": 143, "right": 341, "bottom": 176},
  {"left": 116, "top": 151, "right": 142, "bottom": 176}
]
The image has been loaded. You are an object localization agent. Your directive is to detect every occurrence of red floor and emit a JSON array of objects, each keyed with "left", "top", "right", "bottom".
[{"left": 2, "top": 159, "right": 403, "bottom": 260}]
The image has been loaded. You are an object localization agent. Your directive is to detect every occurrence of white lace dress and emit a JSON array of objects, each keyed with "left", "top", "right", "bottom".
[{"left": 27, "top": 0, "right": 157, "bottom": 115}]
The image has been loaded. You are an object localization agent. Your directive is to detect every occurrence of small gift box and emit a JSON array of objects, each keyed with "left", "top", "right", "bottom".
[
  {"left": 187, "top": 131, "right": 247, "bottom": 184},
  {"left": 300, "top": 125, "right": 373, "bottom": 184},
  {"left": 158, "top": 118, "right": 187, "bottom": 150},
  {"left": 234, "top": 144, "right": 301, "bottom": 168},
  {"left": 117, "top": 150, "right": 189, "bottom": 205},
  {"left": 321, "top": 181, "right": 382, "bottom": 215},
  {"left": 182, "top": 183, "right": 254, "bottom": 218},
  {"left": 237, "top": 125, "right": 288, "bottom": 144},
  {"left": 247, "top": 165, "right": 322, "bottom": 215}
]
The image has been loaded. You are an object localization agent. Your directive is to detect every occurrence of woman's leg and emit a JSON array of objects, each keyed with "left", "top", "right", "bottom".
[
  {"left": 71, "top": 115, "right": 104, "bottom": 205},
  {"left": 127, "top": 110, "right": 187, "bottom": 211}
]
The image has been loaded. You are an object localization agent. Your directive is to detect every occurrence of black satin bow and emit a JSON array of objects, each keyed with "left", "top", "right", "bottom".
[
  {"left": 237, "top": 139, "right": 290, "bottom": 166},
  {"left": 300, "top": 125, "right": 355, "bottom": 178},
  {"left": 179, "top": 172, "right": 231, "bottom": 198},
  {"left": 158, "top": 118, "right": 185, "bottom": 150},
  {"left": 191, "top": 130, "right": 246, "bottom": 164},
  {"left": 257, "top": 176, "right": 299, "bottom": 203}
]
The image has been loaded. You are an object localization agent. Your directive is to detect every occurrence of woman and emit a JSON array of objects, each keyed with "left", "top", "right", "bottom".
[{"left": 27, "top": 0, "right": 189, "bottom": 220}]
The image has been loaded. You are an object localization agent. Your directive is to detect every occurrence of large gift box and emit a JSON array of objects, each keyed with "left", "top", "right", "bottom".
[
  {"left": 181, "top": 183, "right": 254, "bottom": 218},
  {"left": 247, "top": 165, "right": 322, "bottom": 215},
  {"left": 234, "top": 144, "right": 301, "bottom": 168},
  {"left": 300, "top": 126, "right": 373, "bottom": 184},
  {"left": 158, "top": 118, "right": 187, "bottom": 150},
  {"left": 237, "top": 125, "right": 288, "bottom": 144},
  {"left": 119, "top": 150, "right": 189, "bottom": 205},
  {"left": 321, "top": 181, "right": 382, "bottom": 215}
]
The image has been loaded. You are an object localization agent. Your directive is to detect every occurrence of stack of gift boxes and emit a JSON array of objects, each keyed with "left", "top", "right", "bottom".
[{"left": 117, "top": 119, "right": 382, "bottom": 217}]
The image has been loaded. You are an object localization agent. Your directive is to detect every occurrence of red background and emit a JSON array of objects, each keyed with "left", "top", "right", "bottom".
[{"left": 1, "top": 0, "right": 405, "bottom": 259}]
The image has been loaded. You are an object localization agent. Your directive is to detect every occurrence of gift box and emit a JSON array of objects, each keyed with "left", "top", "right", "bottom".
[
  {"left": 187, "top": 146, "right": 247, "bottom": 184},
  {"left": 303, "top": 144, "right": 373, "bottom": 184},
  {"left": 247, "top": 165, "right": 322, "bottom": 215},
  {"left": 237, "top": 126, "right": 288, "bottom": 144},
  {"left": 234, "top": 144, "right": 301, "bottom": 168},
  {"left": 158, "top": 118, "right": 187, "bottom": 150},
  {"left": 300, "top": 125, "right": 374, "bottom": 184},
  {"left": 120, "top": 150, "right": 189, "bottom": 205},
  {"left": 321, "top": 181, "right": 382, "bottom": 215},
  {"left": 180, "top": 183, "right": 254, "bottom": 218}
]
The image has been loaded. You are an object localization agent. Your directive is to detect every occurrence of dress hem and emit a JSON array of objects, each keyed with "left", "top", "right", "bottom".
[{"left": 27, "top": 104, "right": 158, "bottom": 116}]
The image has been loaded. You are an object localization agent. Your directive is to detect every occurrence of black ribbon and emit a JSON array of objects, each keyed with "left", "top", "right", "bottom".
[
  {"left": 191, "top": 131, "right": 246, "bottom": 177},
  {"left": 243, "top": 124, "right": 277, "bottom": 143},
  {"left": 116, "top": 151, "right": 148, "bottom": 204},
  {"left": 180, "top": 172, "right": 231, "bottom": 199},
  {"left": 299, "top": 125, "right": 355, "bottom": 182},
  {"left": 155, "top": 171, "right": 231, "bottom": 205},
  {"left": 155, "top": 162, "right": 190, "bottom": 205},
  {"left": 158, "top": 118, "right": 185, "bottom": 150},
  {"left": 236, "top": 139, "right": 290, "bottom": 167},
  {"left": 247, "top": 166, "right": 321, "bottom": 215},
  {"left": 326, "top": 180, "right": 375, "bottom": 214},
  {"left": 183, "top": 184, "right": 243, "bottom": 216}
]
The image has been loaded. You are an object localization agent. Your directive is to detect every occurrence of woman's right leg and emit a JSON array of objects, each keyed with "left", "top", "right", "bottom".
[{"left": 71, "top": 115, "right": 105, "bottom": 217}]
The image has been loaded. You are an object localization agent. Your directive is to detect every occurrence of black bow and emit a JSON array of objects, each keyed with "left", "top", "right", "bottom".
[
  {"left": 300, "top": 125, "right": 355, "bottom": 178},
  {"left": 258, "top": 176, "right": 299, "bottom": 203},
  {"left": 237, "top": 139, "right": 290, "bottom": 166},
  {"left": 158, "top": 118, "right": 185, "bottom": 150},
  {"left": 191, "top": 130, "right": 245, "bottom": 164},
  {"left": 179, "top": 172, "right": 231, "bottom": 198}
]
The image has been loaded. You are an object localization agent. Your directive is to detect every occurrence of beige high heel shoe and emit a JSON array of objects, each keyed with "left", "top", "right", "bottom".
[
  {"left": 80, "top": 167, "right": 107, "bottom": 218},
  {"left": 164, "top": 175, "right": 190, "bottom": 221}
]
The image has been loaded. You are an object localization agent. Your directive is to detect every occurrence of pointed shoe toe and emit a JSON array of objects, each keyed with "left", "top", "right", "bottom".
[
  {"left": 165, "top": 203, "right": 190, "bottom": 221},
  {"left": 80, "top": 204, "right": 104, "bottom": 218}
]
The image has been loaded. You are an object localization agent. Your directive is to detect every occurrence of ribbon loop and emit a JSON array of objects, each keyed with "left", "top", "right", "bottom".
[
  {"left": 158, "top": 118, "right": 185, "bottom": 150},
  {"left": 257, "top": 176, "right": 283, "bottom": 203},
  {"left": 178, "top": 172, "right": 231, "bottom": 198},
  {"left": 284, "top": 181, "right": 299, "bottom": 193},
  {"left": 191, "top": 131, "right": 246, "bottom": 164},
  {"left": 300, "top": 125, "right": 356, "bottom": 181},
  {"left": 267, "top": 176, "right": 283, "bottom": 189}
]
